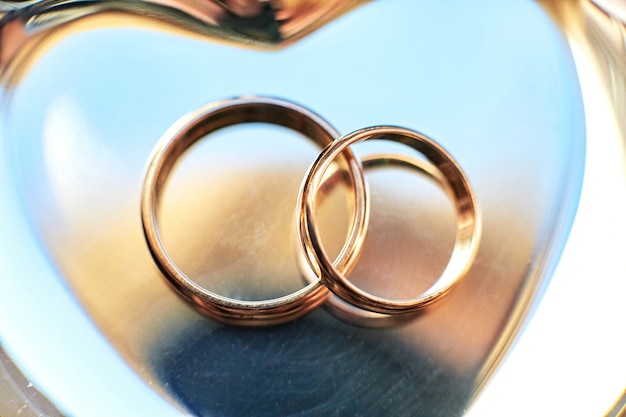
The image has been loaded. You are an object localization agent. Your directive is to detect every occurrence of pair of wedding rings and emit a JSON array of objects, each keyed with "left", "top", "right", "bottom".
[{"left": 141, "top": 96, "right": 481, "bottom": 326}]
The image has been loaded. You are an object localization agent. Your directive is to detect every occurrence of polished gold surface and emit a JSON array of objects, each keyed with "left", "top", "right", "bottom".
[
  {"left": 301, "top": 151, "right": 457, "bottom": 327},
  {"left": 299, "top": 126, "right": 480, "bottom": 315},
  {"left": 0, "top": 0, "right": 365, "bottom": 85},
  {"left": 141, "top": 96, "right": 368, "bottom": 325},
  {"left": 0, "top": 1, "right": 599, "bottom": 416}
]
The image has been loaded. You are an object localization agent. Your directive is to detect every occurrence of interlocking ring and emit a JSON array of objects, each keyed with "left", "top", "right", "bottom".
[
  {"left": 141, "top": 96, "right": 368, "bottom": 326},
  {"left": 298, "top": 126, "right": 481, "bottom": 316},
  {"left": 298, "top": 152, "right": 456, "bottom": 327},
  {"left": 142, "top": 97, "right": 481, "bottom": 326}
]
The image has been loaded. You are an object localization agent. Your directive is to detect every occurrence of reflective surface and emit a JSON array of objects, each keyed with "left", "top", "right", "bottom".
[
  {"left": 0, "top": 1, "right": 590, "bottom": 416},
  {"left": 471, "top": 1, "right": 626, "bottom": 415},
  {"left": 140, "top": 96, "right": 368, "bottom": 325},
  {"left": 299, "top": 126, "right": 481, "bottom": 316}
]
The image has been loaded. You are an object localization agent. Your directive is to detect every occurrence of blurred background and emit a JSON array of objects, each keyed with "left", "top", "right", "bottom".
[{"left": 0, "top": 0, "right": 624, "bottom": 416}]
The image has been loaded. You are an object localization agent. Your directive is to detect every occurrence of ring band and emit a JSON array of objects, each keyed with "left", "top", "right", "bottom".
[
  {"left": 299, "top": 152, "right": 454, "bottom": 327},
  {"left": 299, "top": 126, "right": 481, "bottom": 315},
  {"left": 141, "top": 96, "right": 368, "bottom": 326}
]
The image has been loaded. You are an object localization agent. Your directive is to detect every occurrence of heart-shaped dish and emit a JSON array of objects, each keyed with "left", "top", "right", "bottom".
[{"left": 0, "top": 1, "right": 585, "bottom": 416}]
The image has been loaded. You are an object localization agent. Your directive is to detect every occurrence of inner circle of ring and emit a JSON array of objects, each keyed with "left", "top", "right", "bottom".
[
  {"left": 141, "top": 96, "right": 368, "bottom": 326},
  {"left": 298, "top": 126, "right": 481, "bottom": 315}
]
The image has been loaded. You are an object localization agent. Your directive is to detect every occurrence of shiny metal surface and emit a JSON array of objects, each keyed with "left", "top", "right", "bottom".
[
  {"left": 141, "top": 95, "right": 368, "bottom": 326},
  {"left": 470, "top": 1, "right": 626, "bottom": 416},
  {"left": 304, "top": 151, "right": 461, "bottom": 328},
  {"left": 299, "top": 126, "right": 480, "bottom": 315},
  {"left": 0, "top": 1, "right": 599, "bottom": 416},
  {"left": 0, "top": 347, "right": 62, "bottom": 417}
]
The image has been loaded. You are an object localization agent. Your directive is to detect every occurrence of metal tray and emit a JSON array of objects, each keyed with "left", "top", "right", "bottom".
[{"left": 0, "top": 1, "right": 623, "bottom": 416}]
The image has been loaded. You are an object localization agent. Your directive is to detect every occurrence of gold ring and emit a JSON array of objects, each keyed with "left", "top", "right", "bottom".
[
  {"left": 299, "top": 152, "right": 455, "bottom": 327},
  {"left": 298, "top": 126, "right": 481, "bottom": 315},
  {"left": 141, "top": 96, "right": 368, "bottom": 326}
]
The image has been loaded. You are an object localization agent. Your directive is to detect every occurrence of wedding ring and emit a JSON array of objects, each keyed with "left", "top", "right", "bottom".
[
  {"left": 299, "top": 126, "right": 481, "bottom": 315},
  {"left": 299, "top": 152, "right": 454, "bottom": 327},
  {"left": 141, "top": 96, "right": 368, "bottom": 326}
]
